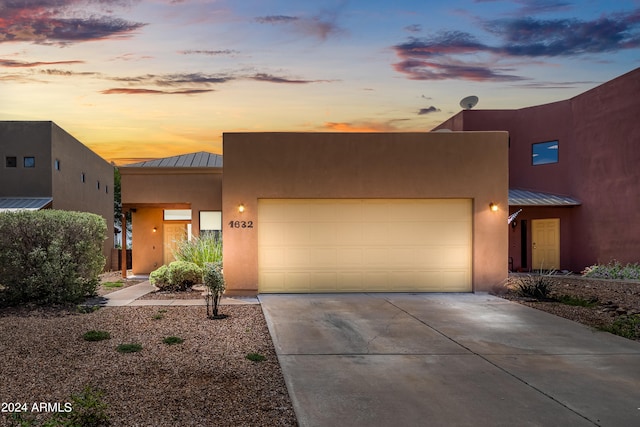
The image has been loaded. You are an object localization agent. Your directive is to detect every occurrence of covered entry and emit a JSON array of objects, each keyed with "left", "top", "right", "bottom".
[{"left": 258, "top": 199, "right": 472, "bottom": 293}]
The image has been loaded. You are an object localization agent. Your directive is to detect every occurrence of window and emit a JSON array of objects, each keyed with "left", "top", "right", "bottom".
[
  {"left": 54, "top": 159, "right": 61, "bottom": 170},
  {"left": 200, "top": 211, "right": 222, "bottom": 240},
  {"left": 164, "top": 209, "right": 192, "bottom": 221},
  {"left": 105, "top": 185, "right": 109, "bottom": 194},
  {"left": 97, "top": 181, "right": 100, "bottom": 190},
  {"left": 81, "top": 173, "right": 85, "bottom": 183},
  {"left": 23, "top": 157, "right": 35, "bottom": 168},
  {"left": 532, "top": 141, "right": 558, "bottom": 165},
  {"left": 5, "top": 156, "right": 17, "bottom": 168}
]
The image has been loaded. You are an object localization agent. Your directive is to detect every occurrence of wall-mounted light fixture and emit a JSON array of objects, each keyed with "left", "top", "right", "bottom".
[
  {"left": 152, "top": 227, "right": 157, "bottom": 233},
  {"left": 489, "top": 203, "right": 499, "bottom": 212},
  {"left": 238, "top": 204, "right": 245, "bottom": 213}
]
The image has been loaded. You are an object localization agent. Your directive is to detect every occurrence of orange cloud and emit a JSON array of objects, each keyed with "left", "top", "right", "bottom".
[{"left": 323, "top": 121, "right": 402, "bottom": 132}]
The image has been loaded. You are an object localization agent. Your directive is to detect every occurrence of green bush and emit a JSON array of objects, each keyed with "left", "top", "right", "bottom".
[
  {"left": 150, "top": 261, "right": 202, "bottom": 291},
  {"left": 167, "top": 261, "right": 202, "bottom": 290},
  {"left": 149, "top": 264, "right": 170, "bottom": 290},
  {"left": 598, "top": 315, "right": 640, "bottom": 340},
  {"left": 0, "top": 210, "right": 106, "bottom": 306},
  {"left": 173, "top": 232, "right": 222, "bottom": 268},
  {"left": 203, "top": 262, "right": 225, "bottom": 318}
]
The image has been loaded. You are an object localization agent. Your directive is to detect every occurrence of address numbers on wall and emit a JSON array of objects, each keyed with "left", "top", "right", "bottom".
[{"left": 228, "top": 220, "right": 253, "bottom": 229}]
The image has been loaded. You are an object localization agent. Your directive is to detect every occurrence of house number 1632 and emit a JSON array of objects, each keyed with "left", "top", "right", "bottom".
[{"left": 228, "top": 220, "right": 253, "bottom": 229}]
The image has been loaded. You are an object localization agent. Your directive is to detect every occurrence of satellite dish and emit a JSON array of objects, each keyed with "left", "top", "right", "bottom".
[{"left": 460, "top": 95, "right": 479, "bottom": 110}]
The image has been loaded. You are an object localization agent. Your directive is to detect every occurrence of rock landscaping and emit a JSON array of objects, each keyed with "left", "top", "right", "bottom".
[
  {"left": 0, "top": 304, "right": 297, "bottom": 426},
  {"left": 499, "top": 274, "right": 640, "bottom": 341}
]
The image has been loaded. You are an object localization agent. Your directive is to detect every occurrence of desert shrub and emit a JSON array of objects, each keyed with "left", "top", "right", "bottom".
[
  {"left": 173, "top": 232, "right": 222, "bottom": 268},
  {"left": 150, "top": 261, "right": 202, "bottom": 291},
  {"left": 246, "top": 352, "right": 266, "bottom": 362},
  {"left": 162, "top": 336, "right": 184, "bottom": 345},
  {"left": 598, "top": 315, "right": 640, "bottom": 340},
  {"left": 203, "top": 262, "right": 225, "bottom": 318},
  {"left": 583, "top": 260, "right": 640, "bottom": 280},
  {"left": 513, "top": 274, "right": 553, "bottom": 299},
  {"left": 57, "top": 386, "right": 110, "bottom": 427},
  {"left": 149, "top": 265, "right": 170, "bottom": 290},
  {"left": 555, "top": 295, "right": 598, "bottom": 307},
  {"left": 116, "top": 343, "right": 142, "bottom": 353},
  {"left": 5, "top": 386, "right": 109, "bottom": 427},
  {"left": 167, "top": 261, "right": 202, "bottom": 290},
  {"left": 0, "top": 210, "right": 106, "bottom": 306},
  {"left": 83, "top": 330, "right": 111, "bottom": 342}
]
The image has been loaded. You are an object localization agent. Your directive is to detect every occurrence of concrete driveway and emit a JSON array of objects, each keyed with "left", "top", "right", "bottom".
[{"left": 259, "top": 293, "right": 640, "bottom": 427}]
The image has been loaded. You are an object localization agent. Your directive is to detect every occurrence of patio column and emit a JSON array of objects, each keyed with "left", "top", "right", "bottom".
[{"left": 121, "top": 211, "right": 127, "bottom": 279}]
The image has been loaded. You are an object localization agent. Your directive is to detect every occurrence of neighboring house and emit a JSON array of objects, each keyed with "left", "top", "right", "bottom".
[
  {"left": 119, "top": 152, "right": 223, "bottom": 274},
  {"left": 434, "top": 67, "right": 640, "bottom": 273},
  {"left": 0, "top": 121, "right": 114, "bottom": 268}
]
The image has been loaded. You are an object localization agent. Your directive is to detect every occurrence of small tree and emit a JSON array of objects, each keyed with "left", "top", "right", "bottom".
[{"left": 203, "top": 262, "right": 226, "bottom": 319}]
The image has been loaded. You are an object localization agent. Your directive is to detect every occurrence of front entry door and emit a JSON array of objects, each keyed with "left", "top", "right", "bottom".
[
  {"left": 163, "top": 223, "right": 187, "bottom": 265},
  {"left": 531, "top": 219, "right": 560, "bottom": 271}
]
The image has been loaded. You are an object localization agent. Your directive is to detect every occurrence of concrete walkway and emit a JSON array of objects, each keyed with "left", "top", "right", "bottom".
[
  {"left": 259, "top": 293, "right": 640, "bottom": 427},
  {"left": 86, "top": 281, "right": 258, "bottom": 306}
]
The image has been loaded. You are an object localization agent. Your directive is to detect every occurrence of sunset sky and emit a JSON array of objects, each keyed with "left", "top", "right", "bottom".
[{"left": 1, "top": 0, "right": 639, "bottom": 165}]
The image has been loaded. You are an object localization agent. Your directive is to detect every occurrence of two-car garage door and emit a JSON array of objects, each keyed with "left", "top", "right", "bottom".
[{"left": 258, "top": 199, "right": 471, "bottom": 293}]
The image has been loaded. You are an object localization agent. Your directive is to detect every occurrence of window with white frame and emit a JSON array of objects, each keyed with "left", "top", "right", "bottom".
[
  {"left": 163, "top": 209, "right": 192, "bottom": 221},
  {"left": 200, "top": 211, "right": 222, "bottom": 237}
]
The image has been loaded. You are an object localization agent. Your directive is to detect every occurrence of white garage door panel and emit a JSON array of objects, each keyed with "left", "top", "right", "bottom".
[{"left": 258, "top": 199, "right": 472, "bottom": 293}]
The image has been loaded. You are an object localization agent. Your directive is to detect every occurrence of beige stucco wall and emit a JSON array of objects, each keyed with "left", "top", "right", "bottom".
[
  {"left": 0, "top": 121, "right": 114, "bottom": 269},
  {"left": 50, "top": 123, "right": 115, "bottom": 264},
  {"left": 0, "top": 121, "right": 53, "bottom": 197},
  {"left": 120, "top": 168, "right": 222, "bottom": 274},
  {"left": 222, "top": 132, "right": 509, "bottom": 295},
  {"left": 129, "top": 208, "right": 165, "bottom": 274}
]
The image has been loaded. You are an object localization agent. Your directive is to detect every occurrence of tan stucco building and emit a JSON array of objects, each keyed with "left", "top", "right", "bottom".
[
  {"left": 223, "top": 132, "right": 508, "bottom": 295},
  {"left": 120, "top": 152, "right": 223, "bottom": 274},
  {"left": 0, "top": 121, "right": 115, "bottom": 268},
  {"left": 122, "top": 132, "right": 509, "bottom": 296}
]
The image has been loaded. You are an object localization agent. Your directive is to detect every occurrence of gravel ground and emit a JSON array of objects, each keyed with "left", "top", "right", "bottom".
[
  {"left": 0, "top": 305, "right": 297, "bottom": 427},
  {"left": 499, "top": 274, "right": 640, "bottom": 341},
  {"left": 3, "top": 272, "right": 638, "bottom": 426}
]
